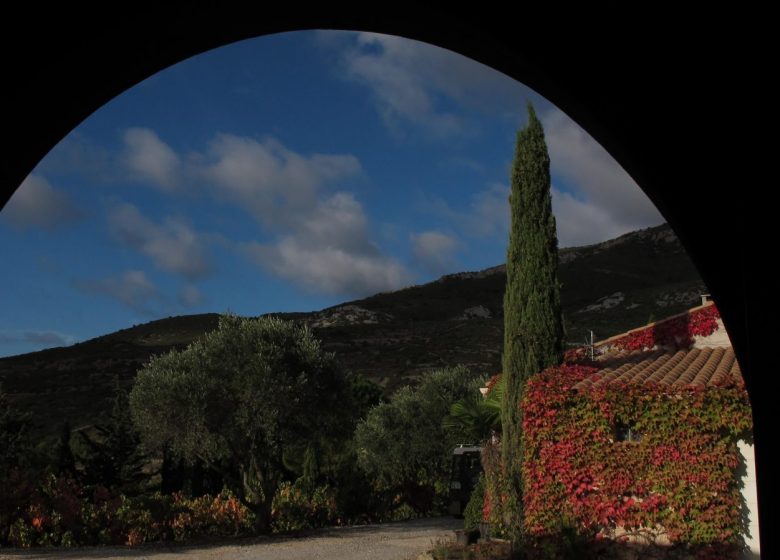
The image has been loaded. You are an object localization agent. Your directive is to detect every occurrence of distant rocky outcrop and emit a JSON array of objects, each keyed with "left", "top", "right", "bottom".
[{"left": 309, "top": 305, "right": 393, "bottom": 328}]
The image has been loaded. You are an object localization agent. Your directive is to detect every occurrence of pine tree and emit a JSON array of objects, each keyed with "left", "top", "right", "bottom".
[
  {"left": 78, "top": 379, "right": 147, "bottom": 493},
  {"left": 0, "top": 383, "right": 32, "bottom": 475},
  {"left": 55, "top": 420, "right": 76, "bottom": 476},
  {"left": 500, "top": 102, "right": 564, "bottom": 537}
]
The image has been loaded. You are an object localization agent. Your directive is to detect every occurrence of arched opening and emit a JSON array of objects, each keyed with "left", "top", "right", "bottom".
[{"left": 0, "top": 12, "right": 769, "bottom": 556}]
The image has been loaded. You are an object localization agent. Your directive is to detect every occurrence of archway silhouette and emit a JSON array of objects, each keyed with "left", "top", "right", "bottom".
[{"left": 1, "top": 9, "right": 770, "bottom": 555}]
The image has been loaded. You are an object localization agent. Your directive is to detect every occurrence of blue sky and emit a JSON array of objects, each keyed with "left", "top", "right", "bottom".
[{"left": 0, "top": 30, "right": 663, "bottom": 357}]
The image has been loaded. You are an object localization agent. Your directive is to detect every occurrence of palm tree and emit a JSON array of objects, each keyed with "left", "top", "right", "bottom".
[{"left": 443, "top": 376, "right": 505, "bottom": 444}]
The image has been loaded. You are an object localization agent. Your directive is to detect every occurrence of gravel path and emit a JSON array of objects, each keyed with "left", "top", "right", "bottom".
[{"left": 0, "top": 517, "right": 461, "bottom": 560}]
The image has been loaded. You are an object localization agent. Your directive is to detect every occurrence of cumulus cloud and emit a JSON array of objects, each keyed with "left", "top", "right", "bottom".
[
  {"left": 551, "top": 187, "right": 631, "bottom": 247},
  {"left": 242, "top": 192, "right": 413, "bottom": 296},
  {"left": 75, "top": 270, "right": 159, "bottom": 314},
  {"left": 466, "top": 183, "right": 511, "bottom": 237},
  {"left": 449, "top": 178, "right": 656, "bottom": 249},
  {"left": 294, "top": 192, "right": 372, "bottom": 251},
  {"left": 411, "top": 230, "right": 459, "bottom": 274},
  {"left": 102, "top": 129, "right": 404, "bottom": 297},
  {"left": 200, "top": 134, "right": 361, "bottom": 226},
  {"left": 245, "top": 241, "right": 412, "bottom": 297},
  {"left": 497, "top": 107, "right": 663, "bottom": 246},
  {"left": 121, "top": 127, "right": 181, "bottom": 190},
  {"left": 419, "top": 108, "right": 664, "bottom": 249},
  {"left": 194, "top": 134, "right": 410, "bottom": 295},
  {"left": 332, "top": 31, "right": 525, "bottom": 136},
  {"left": 1, "top": 174, "right": 83, "bottom": 231},
  {"left": 244, "top": 238, "right": 412, "bottom": 296},
  {"left": 543, "top": 108, "right": 663, "bottom": 235},
  {"left": 178, "top": 285, "right": 205, "bottom": 307},
  {"left": 108, "top": 203, "right": 212, "bottom": 280},
  {"left": 0, "top": 329, "right": 76, "bottom": 347}
]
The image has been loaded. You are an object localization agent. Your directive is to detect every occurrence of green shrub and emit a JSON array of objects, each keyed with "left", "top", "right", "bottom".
[
  {"left": 7, "top": 517, "right": 35, "bottom": 548},
  {"left": 271, "top": 480, "right": 338, "bottom": 532},
  {"left": 354, "top": 366, "right": 483, "bottom": 515},
  {"left": 169, "top": 490, "right": 254, "bottom": 541},
  {"left": 382, "top": 502, "right": 418, "bottom": 522},
  {"left": 116, "top": 492, "right": 174, "bottom": 544},
  {"left": 1, "top": 477, "right": 255, "bottom": 547},
  {"left": 6, "top": 473, "right": 85, "bottom": 547},
  {"left": 463, "top": 473, "right": 485, "bottom": 532}
]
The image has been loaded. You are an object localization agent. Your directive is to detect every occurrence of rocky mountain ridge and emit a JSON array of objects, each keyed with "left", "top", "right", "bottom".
[{"left": 0, "top": 223, "right": 706, "bottom": 437}]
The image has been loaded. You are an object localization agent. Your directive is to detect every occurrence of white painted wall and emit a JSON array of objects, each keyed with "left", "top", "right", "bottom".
[
  {"left": 693, "top": 318, "right": 732, "bottom": 349},
  {"left": 738, "top": 440, "right": 761, "bottom": 559}
]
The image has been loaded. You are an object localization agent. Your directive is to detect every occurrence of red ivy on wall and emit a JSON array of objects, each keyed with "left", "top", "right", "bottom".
[
  {"left": 607, "top": 304, "right": 721, "bottom": 353},
  {"left": 514, "top": 361, "right": 751, "bottom": 553}
]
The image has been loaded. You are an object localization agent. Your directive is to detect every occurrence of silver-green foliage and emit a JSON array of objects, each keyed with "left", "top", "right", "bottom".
[
  {"left": 354, "top": 366, "right": 482, "bottom": 499},
  {"left": 129, "top": 314, "right": 351, "bottom": 527}
]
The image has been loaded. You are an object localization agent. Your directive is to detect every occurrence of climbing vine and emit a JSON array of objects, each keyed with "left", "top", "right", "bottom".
[
  {"left": 609, "top": 304, "right": 721, "bottom": 353},
  {"left": 509, "top": 360, "right": 751, "bottom": 557}
]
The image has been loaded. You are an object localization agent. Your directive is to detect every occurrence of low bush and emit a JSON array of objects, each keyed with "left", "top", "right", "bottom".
[
  {"left": 271, "top": 480, "right": 338, "bottom": 532},
  {"left": 169, "top": 490, "right": 254, "bottom": 541},
  {"left": 1, "top": 474, "right": 255, "bottom": 547}
]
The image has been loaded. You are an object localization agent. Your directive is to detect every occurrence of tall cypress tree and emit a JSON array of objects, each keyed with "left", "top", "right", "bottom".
[{"left": 500, "top": 102, "right": 564, "bottom": 536}]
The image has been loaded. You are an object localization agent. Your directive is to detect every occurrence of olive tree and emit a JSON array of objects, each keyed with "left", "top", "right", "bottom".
[{"left": 129, "top": 314, "right": 352, "bottom": 530}]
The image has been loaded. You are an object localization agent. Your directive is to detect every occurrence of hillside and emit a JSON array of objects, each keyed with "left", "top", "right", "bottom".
[{"left": 0, "top": 223, "right": 705, "bottom": 438}]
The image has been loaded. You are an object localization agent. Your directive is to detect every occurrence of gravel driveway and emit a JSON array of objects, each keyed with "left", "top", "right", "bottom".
[{"left": 0, "top": 517, "right": 461, "bottom": 560}]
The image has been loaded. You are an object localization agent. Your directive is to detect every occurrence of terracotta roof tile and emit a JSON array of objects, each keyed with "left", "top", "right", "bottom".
[{"left": 572, "top": 347, "right": 743, "bottom": 392}]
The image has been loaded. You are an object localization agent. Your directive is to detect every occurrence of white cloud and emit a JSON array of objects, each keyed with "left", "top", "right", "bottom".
[
  {"left": 467, "top": 183, "right": 511, "bottom": 237},
  {"left": 178, "top": 285, "right": 205, "bottom": 307},
  {"left": 244, "top": 237, "right": 412, "bottom": 297},
  {"left": 121, "top": 127, "right": 181, "bottom": 190},
  {"left": 1, "top": 174, "right": 83, "bottom": 231},
  {"left": 543, "top": 109, "right": 663, "bottom": 233},
  {"left": 200, "top": 134, "right": 362, "bottom": 226},
  {"left": 0, "top": 329, "right": 76, "bottom": 347},
  {"left": 411, "top": 230, "right": 459, "bottom": 274},
  {"left": 242, "top": 192, "right": 413, "bottom": 296},
  {"left": 108, "top": 203, "right": 212, "bottom": 280},
  {"left": 75, "top": 270, "right": 159, "bottom": 314},
  {"left": 296, "top": 192, "right": 372, "bottom": 251},
  {"left": 420, "top": 109, "right": 665, "bottom": 248},
  {"left": 333, "top": 31, "right": 526, "bottom": 136},
  {"left": 194, "top": 134, "right": 410, "bottom": 295},
  {"left": 551, "top": 187, "right": 630, "bottom": 247},
  {"left": 453, "top": 178, "right": 655, "bottom": 249},
  {"left": 61, "top": 126, "right": 407, "bottom": 298}
]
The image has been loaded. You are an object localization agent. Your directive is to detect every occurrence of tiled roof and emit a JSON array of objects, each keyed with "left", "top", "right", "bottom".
[{"left": 572, "top": 347, "right": 743, "bottom": 392}]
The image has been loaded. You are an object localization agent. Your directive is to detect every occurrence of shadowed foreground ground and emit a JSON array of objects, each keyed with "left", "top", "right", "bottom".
[{"left": 0, "top": 516, "right": 460, "bottom": 560}]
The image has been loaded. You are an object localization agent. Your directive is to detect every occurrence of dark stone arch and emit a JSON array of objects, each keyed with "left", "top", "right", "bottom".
[{"left": 1, "top": 7, "right": 771, "bottom": 553}]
